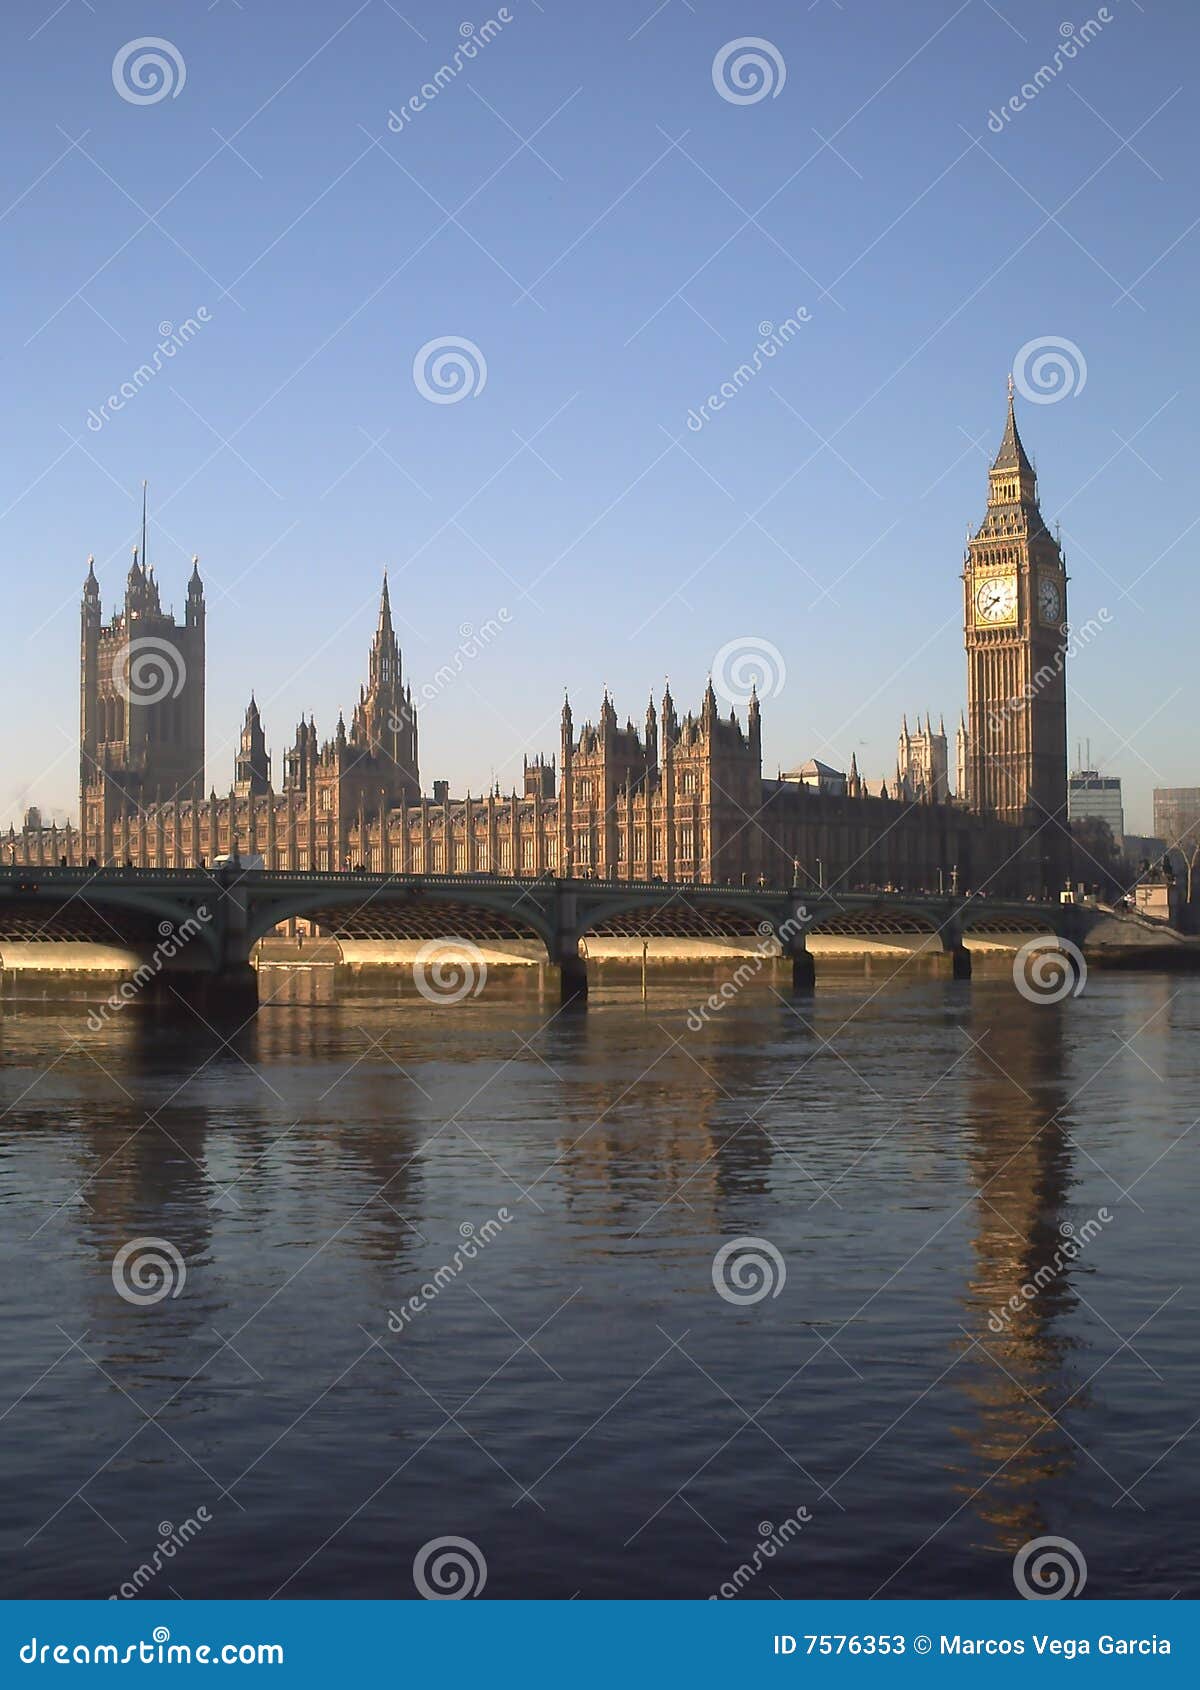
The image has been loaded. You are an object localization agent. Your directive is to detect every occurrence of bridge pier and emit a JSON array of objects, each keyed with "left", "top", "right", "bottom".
[
  {"left": 164, "top": 875, "right": 261, "bottom": 1020},
  {"left": 552, "top": 889, "right": 588, "bottom": 1005},
  {"left": 775, "top": 906, "right": 815, "bottom": 993},
  {"left": 159, "top": 964, "right": 259, "bottom": 1022},
  {"left": 939, "top": 918, "right": 971, "bottom": 980},
  {"left": 557, "top": 952, "right": 589, "bottom": 1005},
  {"left": 789, "top": 942, "right": 816, "bottom": 992}
]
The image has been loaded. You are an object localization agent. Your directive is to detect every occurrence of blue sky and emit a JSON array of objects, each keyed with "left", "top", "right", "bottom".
[{"left": 1, "top": 0, "right": 1196, "bottom": 832}]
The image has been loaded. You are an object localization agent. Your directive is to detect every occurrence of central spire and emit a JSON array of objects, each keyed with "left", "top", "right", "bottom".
[
  {"left": 980, "top": 376, "right": 1041, "bottom": 528},
  {"left": 368, "top": 573, "right": 398, "bottom": 689},
  {"left": 345, "top": 574, "right": 419, "bottom": 800},
  {"left": 377, "top": 570, "right": 393, "bottom": 636},
  {"left": 991, "top": 377, "right": 1035, "bottom": 480}
]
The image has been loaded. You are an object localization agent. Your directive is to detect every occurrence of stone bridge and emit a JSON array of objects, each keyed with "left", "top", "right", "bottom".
[{"left": 0, "top": 865, "right": 1098, "bottom": 1012}]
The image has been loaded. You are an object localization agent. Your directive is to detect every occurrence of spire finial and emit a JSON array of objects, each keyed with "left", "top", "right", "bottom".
[
  {"left": 991, "top": 375, "right": 1035, "bottom": 480},
  {"left": 376, "top": 571, "right": 394, "bottom": 636}
]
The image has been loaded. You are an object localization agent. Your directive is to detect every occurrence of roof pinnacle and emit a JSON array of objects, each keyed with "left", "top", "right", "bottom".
[{"left": 991, "top": 377, "right": 1035, "bottom": 480}]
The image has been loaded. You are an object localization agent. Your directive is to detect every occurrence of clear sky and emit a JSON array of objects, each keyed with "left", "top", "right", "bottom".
[{"left": 2, "top": 0, "right": 1196, "bottom": 834}]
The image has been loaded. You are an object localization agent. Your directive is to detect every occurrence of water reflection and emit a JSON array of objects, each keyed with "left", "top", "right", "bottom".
[
  {"left": 36, "top": 1008, "right": 433, "bottom": 1369},
  {"left": 535, "top": 981, "right": 787, "bottom": 1234},
  {"left": 0, "top": 974, "right": 1194, "bottom": 1598},
  {"left": 955, "top": 999, "right": 1080, "bottom": 1552}
]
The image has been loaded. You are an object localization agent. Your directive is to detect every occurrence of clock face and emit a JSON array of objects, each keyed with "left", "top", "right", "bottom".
[
  {"left": 975, "top": 575, "right": 1018, "bottom": 624},
  {"left": 1038, "top": 575, "right": 1062, "bottom": 624}
]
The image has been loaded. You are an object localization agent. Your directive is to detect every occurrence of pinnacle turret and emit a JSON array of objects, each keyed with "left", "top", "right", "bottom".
[
  {"left": 992, "top": 376, "right": 1036, "bottom": 479},
  {"left": 343, "top": 572, "right": 418, "bottom": 798},
  {"left": 235, "top": 695, "right": 270, "bottom": 795},
  {"left": 982, "top": 378, "right": 1041, "bottom": 525}
]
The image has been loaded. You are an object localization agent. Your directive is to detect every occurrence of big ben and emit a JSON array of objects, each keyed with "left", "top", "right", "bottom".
[{"left": 964, "top": 379, "right": 1069, "bottom": 885}]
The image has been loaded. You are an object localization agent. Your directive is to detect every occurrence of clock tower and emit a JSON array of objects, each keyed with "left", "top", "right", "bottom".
[{"left": 964, "top": 380, "right": 1068, "bottom": 884}]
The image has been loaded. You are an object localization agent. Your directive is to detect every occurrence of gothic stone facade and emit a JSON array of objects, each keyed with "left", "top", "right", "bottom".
[
  {"left": 963, "top": 381, "right": 1070, "bottom": 885},
  {"left": 8, "top": 392, "right": 1067, "bottom": 898}
]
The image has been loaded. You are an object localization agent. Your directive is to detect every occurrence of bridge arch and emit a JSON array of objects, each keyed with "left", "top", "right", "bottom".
[
  {"left": 806, "top": 902, "right": 943, "bottom": 937},
  {"left": 242, "top": 880, "right": 558, "bottom": 954},
  {"left": 957, "top": 901, "right": 1058, "bottom": 935},
  {"left": 573, "top": 889, "right": 788, "bottom": 945},
  {"left": 0, "top": 886, "right": 223, "bottom": 967}
]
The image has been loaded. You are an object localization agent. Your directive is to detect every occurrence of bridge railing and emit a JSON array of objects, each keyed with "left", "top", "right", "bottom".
[
  {"left": 2, "top": 865, "right": 1071, "bottom": 917},
  {"left": 7, "top": 866, "right": 801, "bottom": 895}
]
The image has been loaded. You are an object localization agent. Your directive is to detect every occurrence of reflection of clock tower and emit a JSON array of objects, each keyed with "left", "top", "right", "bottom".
[{"left": 964, "top": 381, "right": 1068, "bottom": 865}]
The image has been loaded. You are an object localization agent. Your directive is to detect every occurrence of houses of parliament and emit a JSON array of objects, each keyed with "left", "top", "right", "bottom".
[{"left": 7, "top": 388, "right": 1070, "bottom": 897}]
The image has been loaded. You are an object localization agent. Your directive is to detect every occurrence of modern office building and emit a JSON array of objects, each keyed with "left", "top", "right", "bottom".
[
  {"left": 1153, "top": 789, "right": 1200, "bottom": 857},
  {"left": 1068, "top": 769, "right": 1124, "bottom": 847}
]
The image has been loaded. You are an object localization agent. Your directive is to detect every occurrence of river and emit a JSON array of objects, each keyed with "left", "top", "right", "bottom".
[{"left": 1, "top": 967, "right": 1196, "bottom": 1599}]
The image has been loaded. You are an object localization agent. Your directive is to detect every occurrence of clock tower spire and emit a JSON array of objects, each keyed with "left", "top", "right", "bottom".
[{"left": 963, "top": 381, "right": 1068, "bottom": 889}]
